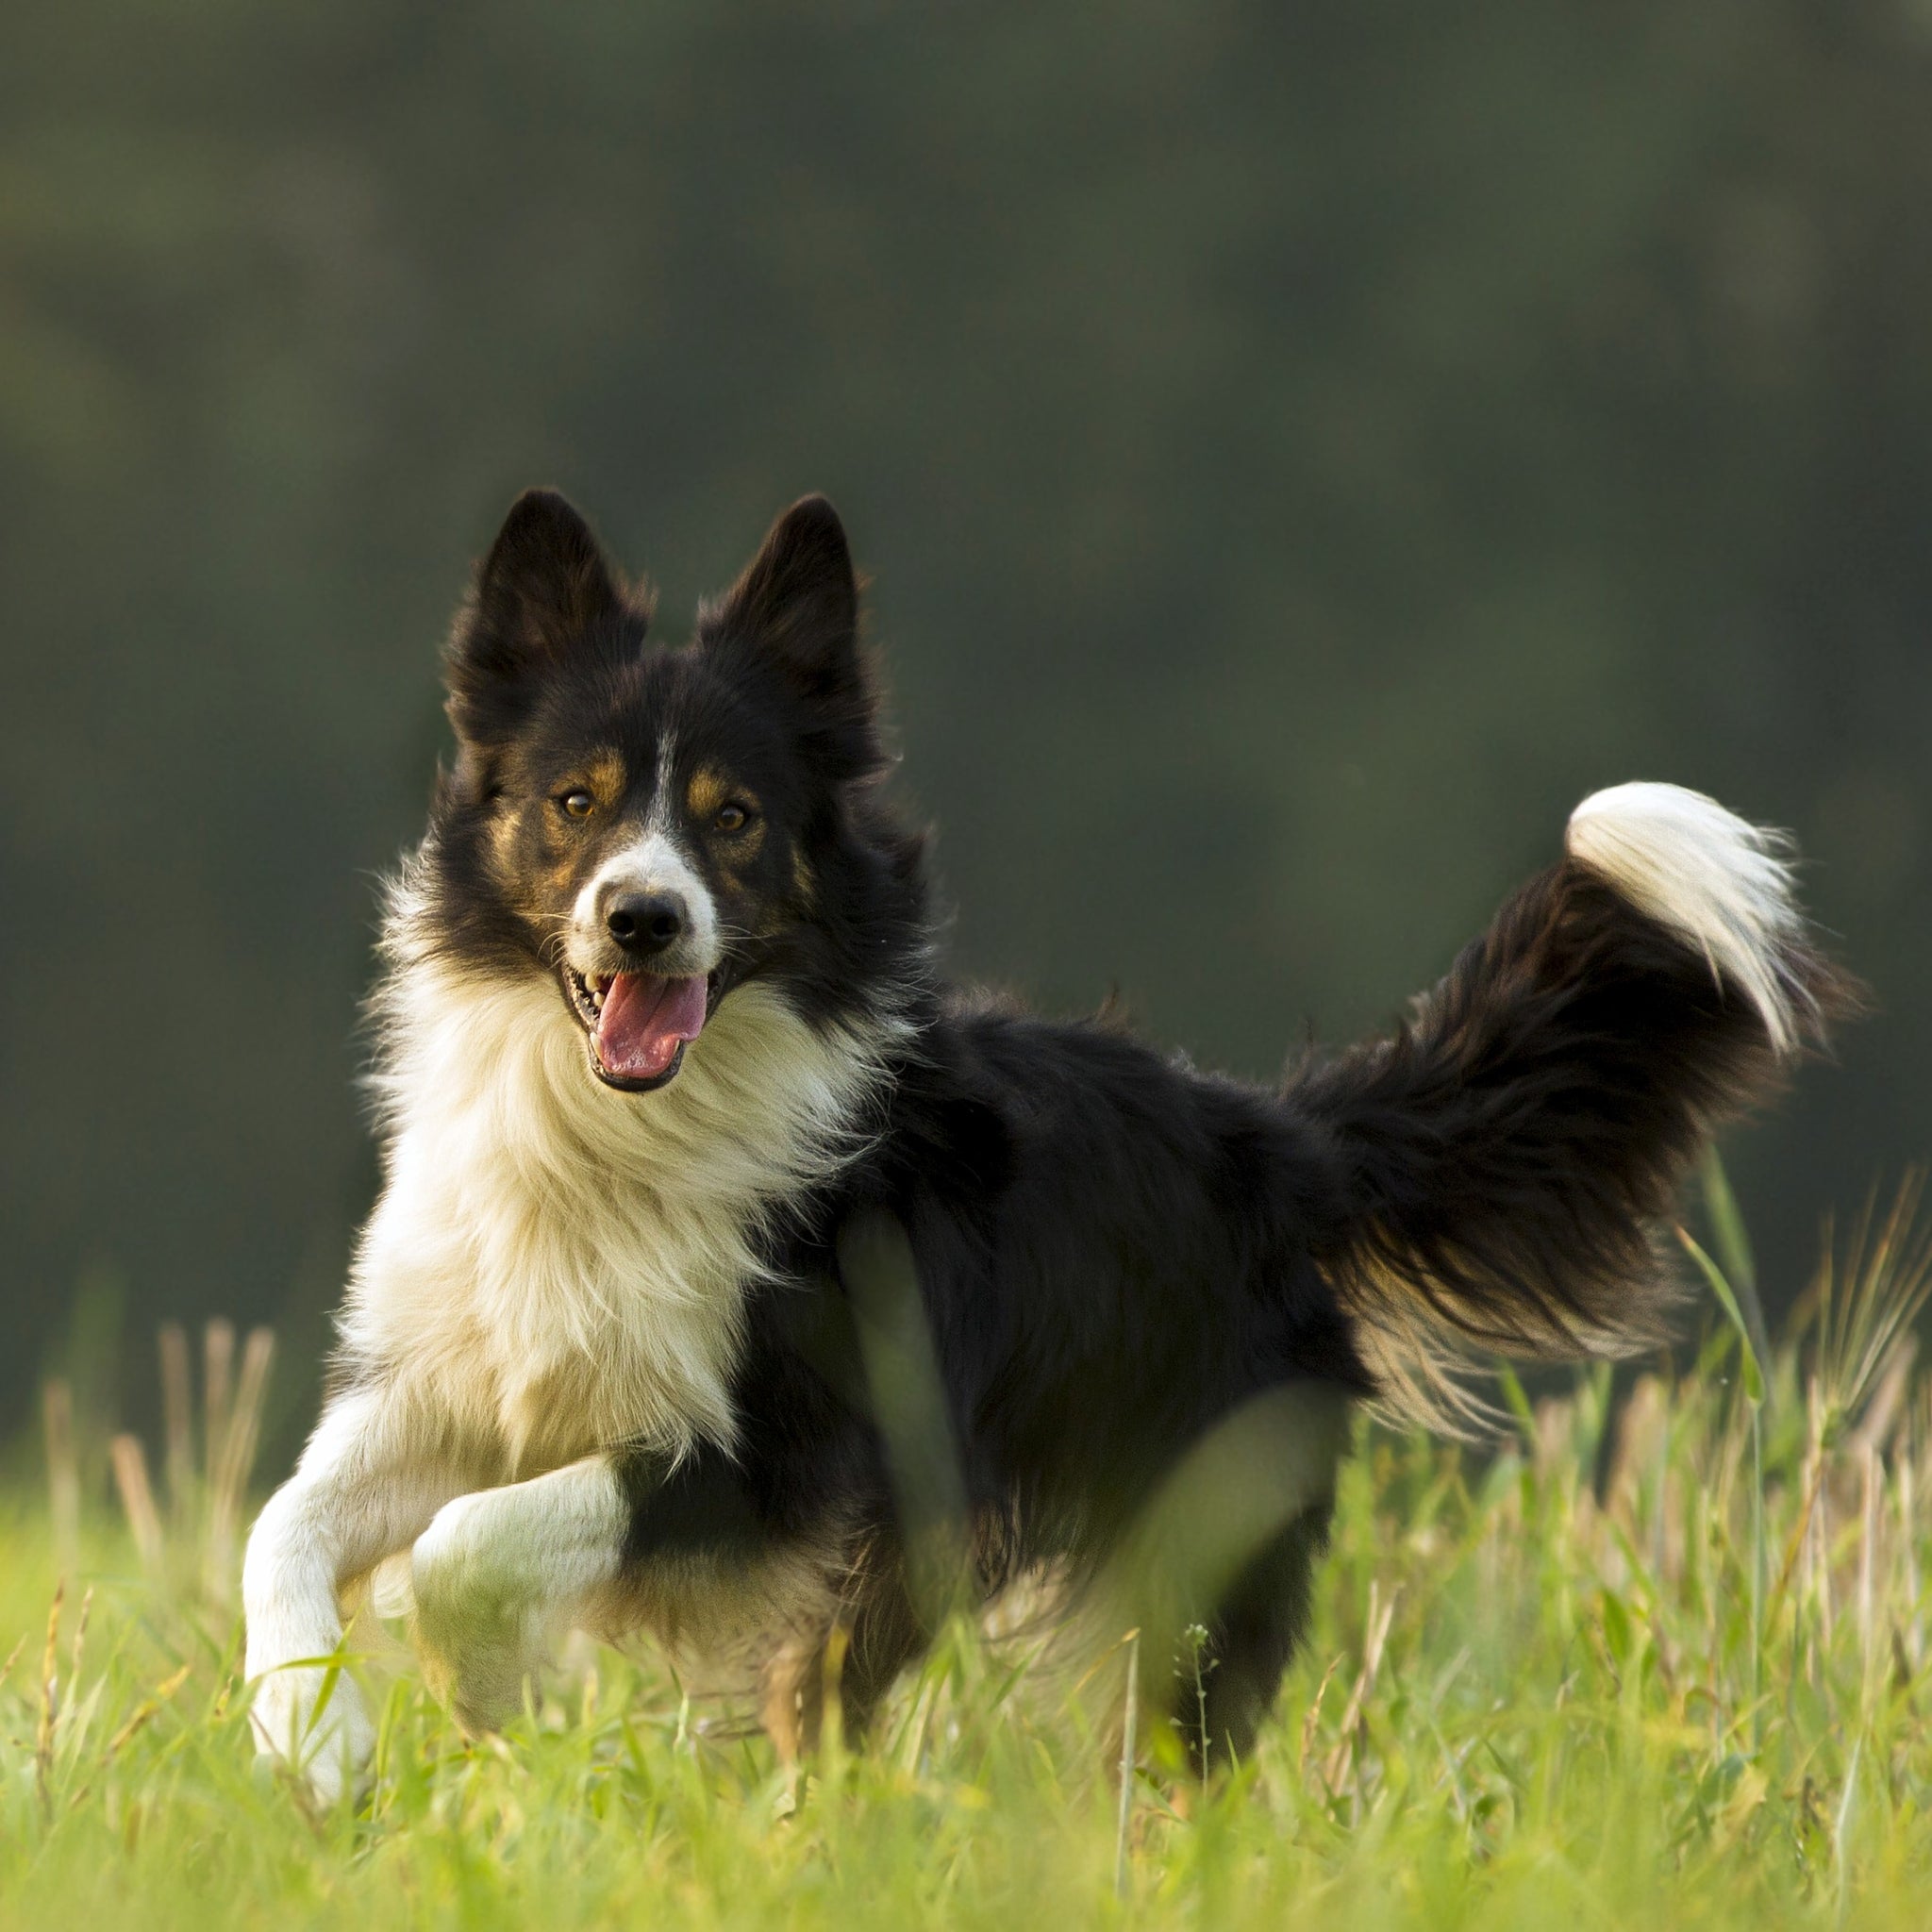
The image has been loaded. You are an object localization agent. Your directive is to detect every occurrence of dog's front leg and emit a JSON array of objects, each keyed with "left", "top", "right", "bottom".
[
  {"left": 408, "top": 1455, "right": 630, "bottom": 1733},
  {"left": 243, "top": 1387, "right": 466, "bottom": 1799}
]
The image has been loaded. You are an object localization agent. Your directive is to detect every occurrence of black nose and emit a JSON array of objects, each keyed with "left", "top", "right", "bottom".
[{"left": 605, "top": 891, "right": 687, "bottom": 956}]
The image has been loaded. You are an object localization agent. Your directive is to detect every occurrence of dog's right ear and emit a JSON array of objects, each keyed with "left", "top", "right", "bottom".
[{"left": 445, "top": 490, "right": 629, "bottom": 746}]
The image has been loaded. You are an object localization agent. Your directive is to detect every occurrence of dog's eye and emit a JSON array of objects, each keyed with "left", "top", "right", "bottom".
[
  {"left": 715, "top": 802, "right": 750, "bottom": 833},
  {"left": 558, "top": 790, "right": 595, "bottom": 820}
]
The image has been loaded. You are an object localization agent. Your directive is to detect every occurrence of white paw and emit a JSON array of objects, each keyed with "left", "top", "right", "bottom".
[
  {"left": 247, "top": 1658, "right": 375, "bottom": 1804},
  {"left": 410, "top": 1493, "right": 541, "bottom": 1732}
]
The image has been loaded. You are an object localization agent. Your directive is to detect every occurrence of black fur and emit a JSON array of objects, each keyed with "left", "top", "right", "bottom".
[{"left": 424, "top": 491, "right": 1853, "bottom": 1768}]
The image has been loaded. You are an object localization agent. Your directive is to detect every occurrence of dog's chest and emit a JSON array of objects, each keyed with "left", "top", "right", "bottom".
[
  {"left": 356, "top": 1119, "right": 766, "bottom": 1473},
  {"left": 353, "top": 967, "right": 886, "bottom": 1474},
  {"left": 475, "top": 1177, "right": 758, "bottom": 1468}
]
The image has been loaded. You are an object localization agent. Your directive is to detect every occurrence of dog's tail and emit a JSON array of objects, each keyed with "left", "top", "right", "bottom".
[{"left": 1291, "top": 782, "right": 1858, "bottom": 1426}]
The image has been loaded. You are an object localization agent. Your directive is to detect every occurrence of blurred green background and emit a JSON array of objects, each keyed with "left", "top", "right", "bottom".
[{"left": 5, "top": 2, "right": 1927, "bottom": 1462}]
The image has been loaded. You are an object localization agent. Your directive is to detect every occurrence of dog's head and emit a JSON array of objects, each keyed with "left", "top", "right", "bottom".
[{"left": 421, "top": 490, "right": 924, "bottom": 1091}]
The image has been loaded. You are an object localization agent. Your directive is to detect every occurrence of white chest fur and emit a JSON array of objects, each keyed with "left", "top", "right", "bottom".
[{"left": 343, "top": 954, "right": 893, "bottom": 1475}]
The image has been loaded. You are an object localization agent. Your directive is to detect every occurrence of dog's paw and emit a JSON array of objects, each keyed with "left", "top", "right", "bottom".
[
  {"left": 247, "top": 1660, "right": 375, "bottom": 1805},
  {"left": 409, "top": 1492, "right": 541, "bottom": 1733}
]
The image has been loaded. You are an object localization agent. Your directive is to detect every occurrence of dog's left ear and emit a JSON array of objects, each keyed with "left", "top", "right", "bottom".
[
  {"left": 704, "top": 496, "right": 880, "bottom": 776},
  {"left": 446, "top": 489, "right": 628, "bottom": 746}
]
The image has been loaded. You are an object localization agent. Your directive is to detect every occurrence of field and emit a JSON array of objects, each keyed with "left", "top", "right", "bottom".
[{"left": 5, "top": 1170, "right": 1932, "bottom": 1930}]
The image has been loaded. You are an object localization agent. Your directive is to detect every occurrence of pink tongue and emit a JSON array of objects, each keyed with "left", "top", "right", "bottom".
[{"left": 594, "top": 974, "right": 708, "bottom": 1082}]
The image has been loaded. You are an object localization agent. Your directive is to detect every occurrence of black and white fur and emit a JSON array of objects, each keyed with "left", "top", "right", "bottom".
[{"left": 243, "top": 491, "right": 1850, "bottom": 1798}]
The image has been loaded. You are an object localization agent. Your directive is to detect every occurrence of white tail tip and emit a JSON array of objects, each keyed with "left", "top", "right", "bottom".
[{"left": 1566, "top": 781, "right": 1813, "bottom": 1056}]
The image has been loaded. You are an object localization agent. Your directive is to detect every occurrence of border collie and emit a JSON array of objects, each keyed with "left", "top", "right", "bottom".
[{"left": 244, "top": 491, "right": 1850, "bottom": 1797}]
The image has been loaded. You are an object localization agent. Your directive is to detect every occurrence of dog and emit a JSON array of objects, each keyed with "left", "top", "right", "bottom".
[{"left": 243, "top": 489, "right": 1851, "bottom": 1798}]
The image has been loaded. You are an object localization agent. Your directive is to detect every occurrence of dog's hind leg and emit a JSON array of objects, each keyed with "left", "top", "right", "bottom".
[
  {"left": 1175, "top": 1507, "right": 1329, "bottom": 1774},
  {"left": 760, "top": 1542, "right": 928, "bottom": 1759}
]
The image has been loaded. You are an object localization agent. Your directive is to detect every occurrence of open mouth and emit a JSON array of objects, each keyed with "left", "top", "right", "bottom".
[{"left": 563, "top": 966, "right": 717, "bottom": 1091}]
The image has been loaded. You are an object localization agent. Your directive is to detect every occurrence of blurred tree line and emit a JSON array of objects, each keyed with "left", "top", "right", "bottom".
[{"left": 4, "top": 1, "right": 1927, "bottom": 1462}]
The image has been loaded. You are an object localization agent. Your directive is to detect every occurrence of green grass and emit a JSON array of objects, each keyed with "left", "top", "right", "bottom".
[{"left": 6, "top": 1183, "right": 1932, "bottom": 1929}]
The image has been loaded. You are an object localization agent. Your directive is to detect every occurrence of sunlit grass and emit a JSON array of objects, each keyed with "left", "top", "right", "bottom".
[{"left": 6, "top": 1179, "right": 1932, "bottom": 1929}]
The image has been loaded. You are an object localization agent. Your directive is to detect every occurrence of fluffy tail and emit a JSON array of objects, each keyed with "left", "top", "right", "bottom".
[{"left": 1294, "top": 782, "right": 1857, "bottom": 1424}]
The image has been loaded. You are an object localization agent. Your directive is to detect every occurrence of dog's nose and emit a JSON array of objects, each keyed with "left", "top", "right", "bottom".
[{"left": 605, "top": 891, "right": 687, "bottom": 956}]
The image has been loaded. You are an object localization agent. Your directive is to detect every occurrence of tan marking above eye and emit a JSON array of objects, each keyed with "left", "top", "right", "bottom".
[
  {"left": 686, "top": 764, "right": 732, "bottom": 822},
  {"left": 555, "top": 751, "right": 625, "bottom": 822},
  {"left": 689, "top": 764, "right": 758, "bottom": 834}
]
